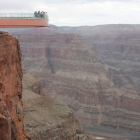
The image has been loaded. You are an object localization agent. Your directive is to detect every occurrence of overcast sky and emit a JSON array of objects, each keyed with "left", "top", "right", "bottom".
[{"left": 1, "top": 0, "right": 140, "bottom": 26}]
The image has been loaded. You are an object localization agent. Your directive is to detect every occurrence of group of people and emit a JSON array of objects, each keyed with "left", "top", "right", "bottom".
[{"left": 34, "top": 11, "right": 47, "bottom": 19}]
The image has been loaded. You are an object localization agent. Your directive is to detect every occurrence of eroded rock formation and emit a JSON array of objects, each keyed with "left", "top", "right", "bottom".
[
  {"left": 0, "top": 32, "right": 26, "bottom": 140},
  {"left": 22, "top": 69, "right": 43, "bottom": 95},
  {"left": 22, "top": 70, "right": 91, "bottom": 140}
]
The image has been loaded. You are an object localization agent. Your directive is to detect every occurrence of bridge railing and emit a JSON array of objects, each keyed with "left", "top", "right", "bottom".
[{"left": 0, "top": 13, "right": 49, "bottom": 20}]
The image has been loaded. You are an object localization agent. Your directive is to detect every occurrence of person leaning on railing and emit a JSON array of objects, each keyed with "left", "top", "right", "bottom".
[
  {"left": 40, "top": 11, "right": 44, "bottom": 18},
  {"left": 34, "top": 11, "right": 38, "bottom": 17},
  {"left": 44, "top": 12, "right": 46, "bottom": 18},
  {"left": 34, "top": 11, "right": 47, "bottom": 19},
  {"left": 36, "top": 11, "right": 40, "bottom": 18},
  {"left": 34, "top": 11, "right": 40, "bottom": 18}
]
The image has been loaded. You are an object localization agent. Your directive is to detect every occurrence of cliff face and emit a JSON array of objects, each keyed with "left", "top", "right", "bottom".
[
  {"left": 0, "top": 32, "right": 26, "bottom": 140},
  {"left": 59, "top": 25, "right": 140, "bottom": 92},
  {"left": 11, "top": 27, "right": 140, "bottom": 138},
  {"left": 22, "top": 70, "right": 91, "bottom": 140},
  {"left": 0, "top": 31, "right": 92, "bottom": 140},
  {"left": 58, "top": 25, "right": 140, "bottom": 132}
]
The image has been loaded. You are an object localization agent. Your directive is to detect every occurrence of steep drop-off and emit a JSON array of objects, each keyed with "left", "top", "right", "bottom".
[
  {"left": 0, "top": 32, "right": 26, "bottom": 140},
  {"left": 11, "top": 28, "right": 140, "bottom": 138}
]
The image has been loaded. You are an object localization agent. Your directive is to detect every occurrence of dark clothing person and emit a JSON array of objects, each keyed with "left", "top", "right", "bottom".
[{"left": 34, "top": 11, "right": 37, "bottom": 17}]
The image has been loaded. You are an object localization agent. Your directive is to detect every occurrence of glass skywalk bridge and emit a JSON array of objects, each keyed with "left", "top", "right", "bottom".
[
  {"left": 0, "top": 12, "right": 49, "bottom": 27},
  {"left": 0, "top": 13, "right": 49, "bottom": 20}
]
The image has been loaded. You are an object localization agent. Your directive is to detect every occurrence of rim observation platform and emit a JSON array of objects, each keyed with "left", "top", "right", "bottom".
[{"left": 0, "top": 12, "right": 49, "bottom": 27}]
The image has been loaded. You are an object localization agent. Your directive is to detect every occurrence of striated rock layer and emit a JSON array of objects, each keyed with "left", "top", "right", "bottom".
[
  {"left": 58, "top": 24, "right": 140, "bottom": 89},
  {"left": 0, "top": 32, "right": 26, "bottom": 140},
  {"left": 22, "top": 70, "right": 91, "bottom": 140},
  {"left": 11, "top": 27, "right": 140, "bottom": 137},
  {"left": 58, "top": 25, "right": 140, "bottom": 134}
]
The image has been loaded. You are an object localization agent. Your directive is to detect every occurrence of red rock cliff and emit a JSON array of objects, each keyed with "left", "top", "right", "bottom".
[{"left": 0, "top": 32, "right": 26, "bottom": 140}]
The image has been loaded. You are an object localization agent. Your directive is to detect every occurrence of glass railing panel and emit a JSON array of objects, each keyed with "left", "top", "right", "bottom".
[{"left": 0, "top": 13, "right": 48, "bottom": 20}]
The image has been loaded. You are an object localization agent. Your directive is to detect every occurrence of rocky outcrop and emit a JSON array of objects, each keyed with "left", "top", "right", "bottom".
[
  {"left": 22, "top": 70, "right": 91, "bottom": 140},
  {"left": 22, "top": 69, "right": 43, "bottom": 95},
  {"left": 0, "top": 32, "right": 26, "bottom": 140}
]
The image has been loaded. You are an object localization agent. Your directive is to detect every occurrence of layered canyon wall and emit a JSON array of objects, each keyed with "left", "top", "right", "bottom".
[
  {"left": 58, "top": 24, "right": 140, "bottom": 89},
  {"left": 0, "top": 30, "right": 92, "bottom": 140},
  {"left": 10, "top": 27, "right": 140, "bottom": 138}
]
